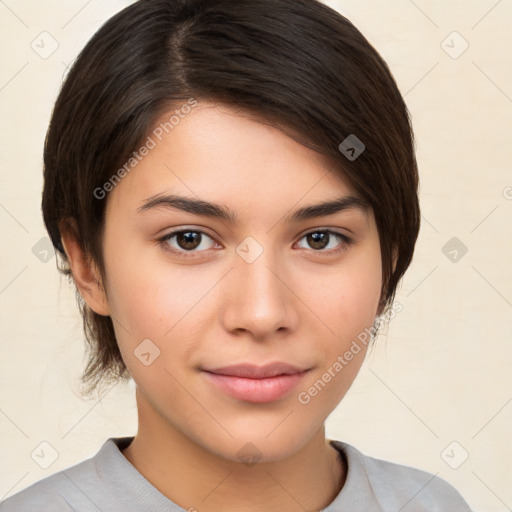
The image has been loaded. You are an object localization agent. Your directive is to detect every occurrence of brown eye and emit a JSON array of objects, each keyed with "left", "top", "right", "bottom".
[
  {"left": 159, "top": 229, "right": 218, "bottom": 257},
  {"left": 176, "top": 231, "right": 202, "bottom": 250},
  {"left": 297, "top": 230, "right": 352, "bottom": 253},
  {"left": 306, "top": 232, "right": 329, "bottom": 250}
]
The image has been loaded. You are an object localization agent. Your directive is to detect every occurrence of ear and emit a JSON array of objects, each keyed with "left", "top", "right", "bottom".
[
  {"left": 391, "top": 245, "right": 398, "bottom": 274},
  {"left": 376, "top": 246, "right": 399, "bottom": 317},
  {"left": 59, "top": 219, "right": 110, "bottom": 317}
]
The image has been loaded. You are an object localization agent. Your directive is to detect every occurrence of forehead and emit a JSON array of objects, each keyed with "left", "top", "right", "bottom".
[{"left": 105, "top": 101, "right": 359, "bottom": 220}]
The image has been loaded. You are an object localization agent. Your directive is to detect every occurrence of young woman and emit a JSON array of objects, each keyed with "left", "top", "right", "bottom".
[{"left": 1, "top": 0, "right": 472, "bottom": 510}]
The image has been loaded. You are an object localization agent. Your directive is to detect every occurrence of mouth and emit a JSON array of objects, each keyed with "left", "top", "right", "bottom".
[{"left": 202, "top": 362, "right": 311, "bottom": 403}]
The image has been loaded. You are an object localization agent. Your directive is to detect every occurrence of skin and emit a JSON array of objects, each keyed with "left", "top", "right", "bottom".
[{"left": 62, "top": 101, "right": 384, "bottom": 512}]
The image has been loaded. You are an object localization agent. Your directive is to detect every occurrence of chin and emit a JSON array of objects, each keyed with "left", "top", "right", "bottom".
[{"left": 192, "top": 414, "right": 324, "bottom": 465}]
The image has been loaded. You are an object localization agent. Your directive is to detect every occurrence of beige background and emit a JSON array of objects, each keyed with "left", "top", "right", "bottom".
[{"left": 1, "top": 1, "right": 511, "bottom": 510}]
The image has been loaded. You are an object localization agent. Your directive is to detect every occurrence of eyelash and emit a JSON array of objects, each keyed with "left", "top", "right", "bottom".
[{"left": 157, "top": 228, "right": 353, "bottom": 259}]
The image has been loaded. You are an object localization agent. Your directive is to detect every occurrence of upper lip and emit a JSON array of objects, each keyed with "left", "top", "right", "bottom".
[{"left": 203, "top": 362, "right": 309, "bottom": 379}]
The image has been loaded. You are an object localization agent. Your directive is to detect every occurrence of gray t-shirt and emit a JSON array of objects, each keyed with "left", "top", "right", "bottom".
[{"left": 0, "top": 437, "right": 472, "bottom": 511}]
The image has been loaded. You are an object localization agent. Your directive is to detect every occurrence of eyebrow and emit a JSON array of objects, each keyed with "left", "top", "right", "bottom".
[{"left": 137, "top": 193, "right": 368, "bottom": 224}]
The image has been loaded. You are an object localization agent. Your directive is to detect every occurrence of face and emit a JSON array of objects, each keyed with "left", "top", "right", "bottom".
[{"left": 94, "top": 101, "right": 382, "bottom": 462}]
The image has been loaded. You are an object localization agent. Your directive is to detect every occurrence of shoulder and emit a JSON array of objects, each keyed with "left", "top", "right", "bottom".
[
  {"left": 0, "top": 465, "right": 92, "bottom": 512},
  {"left": 0, "top": 440, "right": 117, "bottom": 512},
  {"left": 331, "top": 441, "right": 472, "bottom": 512}
]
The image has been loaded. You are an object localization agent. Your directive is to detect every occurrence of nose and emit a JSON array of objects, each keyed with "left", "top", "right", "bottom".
[{"left": 220, "top": 245, "right": 300, "bottom": 340}]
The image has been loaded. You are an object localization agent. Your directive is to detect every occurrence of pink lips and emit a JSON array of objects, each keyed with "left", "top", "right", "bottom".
[{"left": 202, "top": 362, "right": 309, "bottom": 403}]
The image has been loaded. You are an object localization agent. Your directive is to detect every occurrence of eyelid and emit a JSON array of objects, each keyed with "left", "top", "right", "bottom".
[{"left": 299, "top": 226, "right": 350, "bottom": 238}]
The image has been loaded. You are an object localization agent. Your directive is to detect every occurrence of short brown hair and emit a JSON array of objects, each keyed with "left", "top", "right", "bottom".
[{"left": 42, "top": 0, "right": 420, "bottom": 396}]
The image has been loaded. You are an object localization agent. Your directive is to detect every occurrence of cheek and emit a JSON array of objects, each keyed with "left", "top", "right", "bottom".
[
  {"left": 305, "top": 244, "right": 382, "bottom": 395},
  {"left": 105, "top": 263, "right": 168, "bottom": 337},
  {"left": 102, "top": 242, "right": 220, "bottom": 377},
  {"left": 101, "top": 228, "right": 203, "bottom": 333},
  {"left": 296, "top": 282, "right": 380, "bottom": 422},
  {"left": 344, "top": 264, "right": 382, "bottom": 326},
  {"left": 323, "top": 246, "right": 382, "bottom": 335},
  {"left": 105, "top": 268, "right": 199, "bottom": 404}
]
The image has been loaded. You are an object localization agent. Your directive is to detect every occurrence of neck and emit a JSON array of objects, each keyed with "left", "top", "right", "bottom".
[{"left": 122, "top": 390, "right": 345, "bottom": 512}]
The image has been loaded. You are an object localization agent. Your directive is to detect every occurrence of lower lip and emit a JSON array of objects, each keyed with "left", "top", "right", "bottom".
[{"left": 203, "top": 371, "right": 309, "bottom": 403}]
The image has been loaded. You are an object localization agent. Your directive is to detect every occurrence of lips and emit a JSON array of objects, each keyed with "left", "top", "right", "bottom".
[
  {"left": 205, "top": 362, "right": 308, "bottom": 379},
  {"left": 202, "top": 362, "right": 310, "bottom": 403}
]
